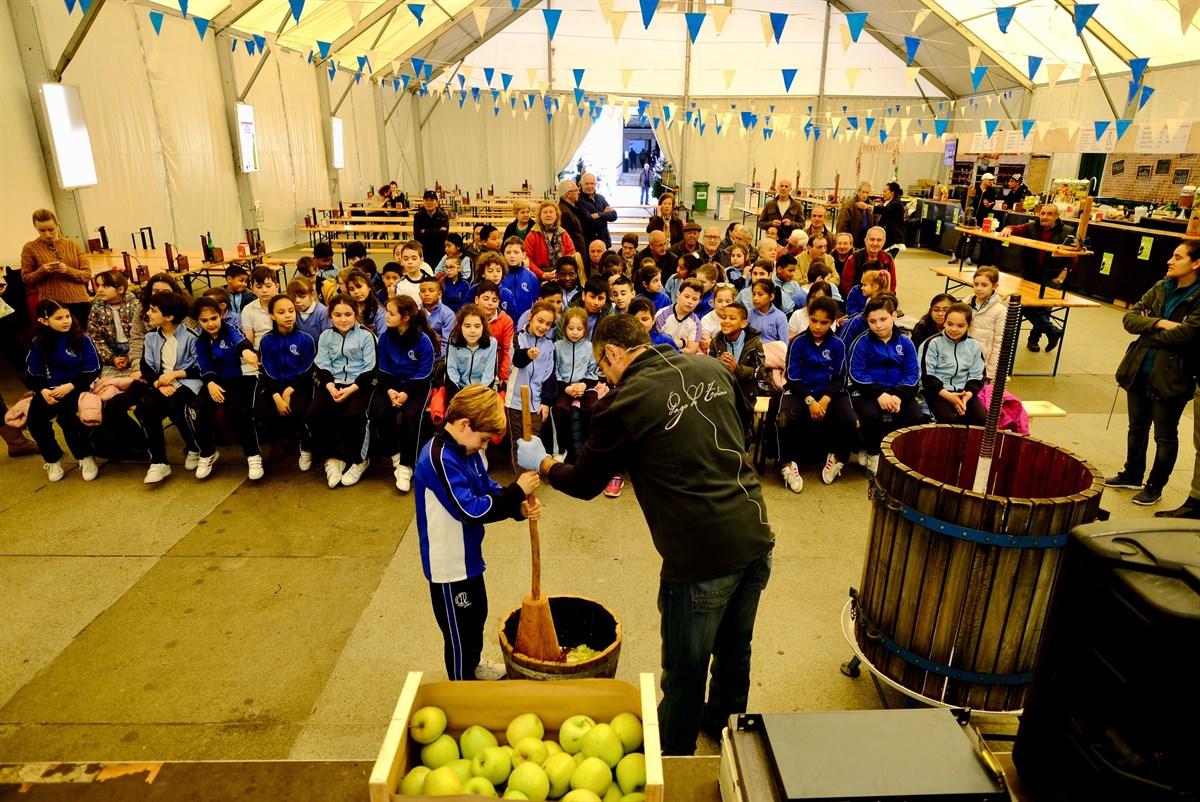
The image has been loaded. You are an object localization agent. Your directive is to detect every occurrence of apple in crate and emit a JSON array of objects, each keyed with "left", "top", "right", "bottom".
[
  {"left": 448, "top": 759, "right": 473, "bottom": 784},
  {"left": 507, "top": 761, "right": 551, "bottom": 802},
  {"left": 462, "top": 776, "right": 499, "bottom": 798},
  {"left": 609, "top": 712, "right": 643, "bottom": 753},
  {"left": 409, "top": 706, "right": 448, "bottom": 744},
  {"left": 558, "top": 714, "right": 596, "bottom": 754},
  {"left": 616, "top": 753, "right": 645, "bottom": 795},
  {"left": 621, "top": 794, "right": 646, "bottom": 802},
  {"left": 570, "top": 756, "right": 613, "bottom": 797},
  {"left": 580, "top": 724, "right": 624, "bottom": 768},
  {"left": 603, "top": 786, "right": 622, "bottom": 802},
  {"left": 421, "top": 733, "right": 460, "bottom": 769},
  {"left": 512, "top": 736, "right": 549, "bottom": 766},
  {"left": 423, "top": 765, "right": 463, "bottom": 796},
  {"left": 502, "top": 792, "right": 528, "bottom": 800},
  {"left": 472, "top": 745, "right": 513, "bottom": 786},
  {"left": 461, "top": 724, "right": 499, "bottom": 760},
  {"left": 400, "top": 765, "right": 431, "bottom": 795},
  {"left": 506, "top": 713, "right": 545, "bottom": 746},
  {"left": 543, "top": 752, "right": 576, "bottom": 798},
  {"left": 561, "top": 791, "right": 602, "bottom": 802}
]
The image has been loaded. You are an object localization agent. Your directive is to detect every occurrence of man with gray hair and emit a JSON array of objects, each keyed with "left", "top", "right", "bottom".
[
  {"left": 577, "top": 172, "right": 618, "bottom": 248},
  {"left": 557, "top": 178, "right": 587, "bottom": 254}
]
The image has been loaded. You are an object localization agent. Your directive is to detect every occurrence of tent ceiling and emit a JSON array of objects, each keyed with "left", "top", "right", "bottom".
[{"left": 134, "top": 0, "right": 1198, "bottom": 97}]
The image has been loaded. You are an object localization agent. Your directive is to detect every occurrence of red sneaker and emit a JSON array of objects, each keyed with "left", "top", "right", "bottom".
[{"left": 604, "top": 475, "right": 623, "bottom": 498}]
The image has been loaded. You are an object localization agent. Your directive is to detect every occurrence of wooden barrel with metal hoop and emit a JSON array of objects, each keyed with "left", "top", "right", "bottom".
[{"left": 852, "top": 424, "right": 1103, "bottom": 711}]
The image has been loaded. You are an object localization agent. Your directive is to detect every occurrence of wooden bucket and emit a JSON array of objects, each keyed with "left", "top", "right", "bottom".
[
  {"left": 854, "top": 425, "right": 1103, "bottom": 711},
  {"left": 499, "top": 596, "right": 623, "bottom": 680}
]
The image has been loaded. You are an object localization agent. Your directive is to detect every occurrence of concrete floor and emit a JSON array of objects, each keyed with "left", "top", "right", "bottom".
[{"left": 0, "top": 244, "right": 1186, "bottom": 764}]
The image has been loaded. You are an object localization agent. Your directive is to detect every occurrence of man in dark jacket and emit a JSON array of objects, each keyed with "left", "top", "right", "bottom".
[
  {"left": 517, "top": 314, "right": 774, "bottom": 756},
  {"left": 577, "top": 173, "right": 618, "bottom": 248},
  {"left": 413, "top": 191, "right": 449, "bottom": 268},
  {"left": 757, "top": 178, "right": 800, "bottom": 241},
  {"left": 557, "top": 179, "right": 587, "bottom": 255},
  {"left": 999, "top": 203, "right": 1072, "bottom": 351}
]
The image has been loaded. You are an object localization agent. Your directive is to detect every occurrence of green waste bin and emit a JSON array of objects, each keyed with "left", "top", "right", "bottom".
[{"left": 692, "top": 181, "right": 710, "bottom": 213}]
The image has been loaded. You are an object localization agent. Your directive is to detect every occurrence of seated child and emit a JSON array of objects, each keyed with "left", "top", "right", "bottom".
[
  {"left": 838, "top": 280, "right": 893, "bottom": 348},
  {"left": 772, "top": 254, "right": 801, "bottom": 314},
  {"left": 608, "top": 275, "right": 636, "bottom": 315},
  {"left": 500, "top": 236, "right": 540, "bottom": 322},
  {"left": 202, "top": 287, "right": 241, "bottom": 335},
  {"left": 635, "top": 264, "right": 671, "bottom": 311},
  {"left": 848, "top": 295, "right": 923, "bottom": 474},
  {"left": 746, "top": 279, "right": 789, "bottom": 344},
  {"left": 920, "top": 302, "right": 986, "bottom": 425},
  {"left": 374, "top": 295, "right": 438, "bottom": 492},
  {"left": 845, "top": 263, "right": 888, "bottom": 317},
  {"left": 779, "top": 295, "right": 859, "bottom": 492},
  {"left": 556, "top": 257, "right": 581, "bottom": 307},
  {"left": 475, "top": 281, "right": 514, "bottom": 383},
  {"left": 736, "top": 260, "right": 774, "bottom": 309},
  {"left": 413, "top": 385, "right": 539, "bottom": 680},
  {"left": 224, "top": 264, "right": 256, "bottom": 316},
  {"left": 419, "top": 276, "right": 455, "bottom": 358},
  {"left": 476, "top": 253, "right": 516, "bottom": 315},
  {"left": 654, "top": 277, "right": 703, "bottom": 354},
  {"left": 701, "top": 282, "right": 737, "bottom": 351},
  {"left": 445, "top": 303, "right": 497, "bottom": 401},
  {"left": 506, "top": 300, "right": 558, "bottom": 470},
  {"left": 436, "top": 233, "right": 473, "bottom": 281},
  {"left": 630, "top": 297, "right": 679, "bottom": 351},
  {"left": 378, "top": 261, "right": 403, "bottom": 302},
  {"left": 572, "top": 276, "right": 613, "bottom": 336},
  {"left": 910, "top": 293, "right": 954, "bottom": 348},
  {"left": 440, "top": 255, "right": 472, "bottom": 314},
  {"left": 309, "top": 293, "right": 377, "bottom": 488},
  {"left": 87, "top": 269, "right": 140, "bottom": 378},
  {"left": 552, "top": 307, "right": 600, "bottom": 463},
  {"left": 707, "top": 301, "right": 763, "bottom": 432},
  {"left": 288, "top": 276, "right": 330, "bottom": 342},
  {"left": 788, "top": 280, "right": 833, "bottom": 338},
  {"left": 694, "top": 263, "right": 720, "bottom": 318},
  {"left": 664, "top": 252, "right": 702, "bottom": 302},
  {"left": 345, "top": 269, "right": 387, "bottom": 336},
  {"left": 394, "top": 240, "right": 428, "bottom": 301},
  {"left": 241, "top": 266, "right": 279, "bottom": 347},
  {"left": 255, "top": 294, "right": 317, "bottom": 470}
]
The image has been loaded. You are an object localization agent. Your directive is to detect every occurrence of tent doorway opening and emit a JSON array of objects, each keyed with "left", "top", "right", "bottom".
[{"left": 566, "top": 109, "right": 662, "bottom": 207}]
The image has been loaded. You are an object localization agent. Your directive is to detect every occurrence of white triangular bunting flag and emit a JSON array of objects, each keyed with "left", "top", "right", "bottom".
[
  {"left": 723, "top": 69, "right": 736, "bottom": 89},
  {"left": 913, "top": 9, "right": 931, "bottom": 31},
  {"left": 523, "top": 108, "right": 531, "bottom": 122},
  {"left": 526, "top": 67, "right": 538, "bottom": 87},
  {"left": 598, "top": 0, "right": 614, "bottom": 22},
  {"left": 710, "top": 6, "right": 730, "bottom": 35},
  {"left": 1181, "top": 0, "right": 1200, "bottom": 32},
  {"left": 987, "top": 95, "right": 995, "bottom": 107},
  {"left": 346, "top": 0, "right": 362, "bottom": 25},
  {"left": 905, "top": 66, "right": 921, "bottom": 86},
  {"left": 968, "top": 46, "right": 981, "bottom": 72},
  {"left": 1066, "top": 121, "right": 1080, "bottom": 139},
  {"left": 610, "top": 10, "right": 628, "bottom": 41},
  {"left": 900, "top": 117, "right": 912, "bottom": 135},
  {"left": 775, "top": 114, "right": 791, "bottom": 130},
  {"left": 1168, "top": 118, "right": 1185, "bottom": 138},
  {"left": 472, "top": 6, "right": 490, "bottom": 37},
  {"left": 839, "top": 22, "right": 852, "bottom": 52},
  {"left": 760, "top": 14, "right": 775, "bottom": 47},
  {"left": 1046, "top": 62, "right": 1066, "bottom": 89},
  {"left": 619, "top": 68, "right": 633, "bottom": 89},
  {"left": 845, "top": 67, "right": 861, "bottom": 90},
  {"left": 830, "top": 115, "right": 842, "bottom": 131},
  {"left": 1078, "top": 63, "right": 1093, "bottom": 83}
]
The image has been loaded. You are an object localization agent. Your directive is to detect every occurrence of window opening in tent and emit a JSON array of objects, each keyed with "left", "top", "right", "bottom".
[{"left": 563, "top": 107, "right": 663, "bottom": 209}]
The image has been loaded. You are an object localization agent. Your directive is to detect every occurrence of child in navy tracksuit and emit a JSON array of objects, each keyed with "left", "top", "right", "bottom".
[
  {"left": 445, "top": 304, "right": 497, "bottom": 401},
  {"left": 418, "top": 276, "right": 455, "bottom": 359},
  {"left": 440, "top": 257, "right": 472, "bottom": 313},
  {"left": 500, "top": 237, "right": 541, "bottom": 323},
  {"left": 848, "top": 295, "right": 923, "bottom": 473},
  {"left": 189, "top": 297, "right": 262, "bottom": 480},
  {"left": 778, "top": 296, "right": 860, "bottom": 492},
  {"left": 552, "top": 308, "right": 600, "bottom": 463},
  {"left": 373, "top": 295, "right": 437, "bottom": 493},
  {"left": 413, "top": 385, "right": 539, "bottom": 680},
  {"left": 288, "top": 276, "right": 330, "bottom": 343},
  {"left": 25, "top": 299, "right": 101, "bottom": 481},
  {"left": 309, "top": 294, "right": 378, "bottom": 488},
  {"left": 255, "top": 295, "right": 317, "bottom": 470},
  {"left": 506, "top": 300, "right": 558, "bottom": 471}
]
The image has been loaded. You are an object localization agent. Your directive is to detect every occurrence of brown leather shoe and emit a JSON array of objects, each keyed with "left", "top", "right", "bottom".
[{"left": 1, "top": 426, "right": 39, "bottom": 457}]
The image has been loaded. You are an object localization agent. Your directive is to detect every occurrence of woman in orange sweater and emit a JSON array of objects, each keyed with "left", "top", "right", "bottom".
[{"left": 20, "top": 209, "right": 93, "bottom": 328}]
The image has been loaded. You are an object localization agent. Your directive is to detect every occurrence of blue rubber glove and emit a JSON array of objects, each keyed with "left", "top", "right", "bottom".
[{"left": 516, "top": 436, "right": 548, "bottom": 472}]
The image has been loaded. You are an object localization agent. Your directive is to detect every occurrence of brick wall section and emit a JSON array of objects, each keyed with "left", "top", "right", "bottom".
[{"left": 1101, "top": 153, "right": 1200, "bottom": 201}]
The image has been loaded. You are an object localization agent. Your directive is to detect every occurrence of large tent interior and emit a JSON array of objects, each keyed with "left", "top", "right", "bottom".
[{"left": 2, "top": 0, "right": 1199, "bottom": 799}]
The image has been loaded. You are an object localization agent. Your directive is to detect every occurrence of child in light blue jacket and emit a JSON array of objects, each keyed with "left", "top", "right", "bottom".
[
  {"left": 505, "top": 300, "right": 558, "bottom": 471},
  {"left": 919, "top": 302, "right": 986, "bottom": 425},
  {"left": 445, "top": 304, "right": 497, "bottom": 402},
  {"left": 552, "top": 307, "right": 600, "bottom": 463},
  {"left": 309, "top": 294, "right": 377, "bottom": 488}
]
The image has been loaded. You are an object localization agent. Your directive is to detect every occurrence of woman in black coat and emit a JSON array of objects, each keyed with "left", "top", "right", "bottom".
[{"left": 876, "top": 181, "right": 906, "bottom": 253}]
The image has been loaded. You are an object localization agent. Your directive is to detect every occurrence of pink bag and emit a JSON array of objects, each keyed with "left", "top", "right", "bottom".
[
  {"left": 977, "top": 383, "right": 1030, "bottom": 435},
  {"left": 91, "top": 375, "right": 139, "bottom": 401},
  {"left": 4, "top": 394, "right": 32, "bottom": 427},
  {"left": 77, "top": 392, "right": 103, "bottom": 427}
]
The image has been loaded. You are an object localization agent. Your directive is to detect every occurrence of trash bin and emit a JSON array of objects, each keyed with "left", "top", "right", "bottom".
[
  {"left": 716, "top": 186, "right": 735, "bottom": 220},
  {"left": 692, "top": 181, "right": 710, "bottom": 213}
]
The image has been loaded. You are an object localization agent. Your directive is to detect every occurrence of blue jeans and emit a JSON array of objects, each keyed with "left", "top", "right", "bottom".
[
  {"left": 1024, "top": 308, "right": 1060, "bottom": 345},
  {"left": 657, "top": 550, "right": 772, "bottom": 755},
  {"left": 640, "top": 185, "right": 650, "bottom": 204}
]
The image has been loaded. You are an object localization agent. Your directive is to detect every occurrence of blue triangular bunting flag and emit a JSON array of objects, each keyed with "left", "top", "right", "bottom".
[
  {"left": 574, "top": 87, "right": 585, "bottom": 105},
  {"left": 662, "top": 104, "right": 672, "bottom": 122},
  {"left": 637, "top": 99, "right": 650, "bottom": 117},
  {"left": 483, "top": 67, "right": 495, "bottom": 85},
  {"left": 984, "top": 119, "right": 1000, "bottom": 138},
  {"left": 512, "top": 0, "right": 518, "bottom": 9},
  {"left": 317, "top": 41, "right": 332, "bottom": 60},
  {"left": 763, "top": 128, "right": 773, "bottom": 141},
  {"left": 401, "top": 74, "right": 411, "bottom": 90},
  {"left": 1126, "top": 80, "right": 1140, "bottom": 104},
  {"left": 880, "top": 130, "right": 888, "bottom": 143},
  {"left": 572, "top": 68, "right": 585, "bottom": 87},
  {"left": 542, "top": 8, "right": 562, "bottom": 39},
  {"left": 769, "top": 12, "right": 788, "bottom": 43},
  {"left": 178, "top": 0, "right": 188, "bottom": 16},
  {"left": 1021, "top": 119, "right": 1035, "bottom": 138},
  {"left": 393, "top": 77, "right": 401, "bottom": 91},
  {"left": 921, "top": 132, "right": 929, "bottom": 144},
  {"left": 232, "top": 39, "right": 238, "bottom": 52},
  {"left": 685, "top": 110, "right": 694, "bottom": 125},
  {"left": 423, "top": 63, "right": 432, "bottom": 80},
  {"left": 328, "top": 63, "right": 336, "bottom": 80},
  {"left": 64, "top": 0, "right": 77, "bottom": 14},
  {"left": 781, "top": 69, "right": 797, "bottom": 92},
  {"left": 845, "top": 12, "right": 868, "bottom": 42},
  {"left": 192, "top": 16, "right": 208, "bottom": 40},
  {"left": 408, "top": 4, "right": 425, "bottom": 25},
  {"left": 971, "top": 65, "right": 989, "bottom": 92},
  {"left": 740, "top": 111, "right": 756, "bottom": 129},
  {"left": 1129, "top": 57, "right": 1149, "bottom": 85},
  {"left": 149, "top": 10, "right": 164, "bottom": 34},
  {"left": 457, "top": 74, "right": 466, "bottom": 88},
  {"left": 458, "top": 91, "right": 467, "bottom": 108},
  {"left": 354, "top": 71, "right": 362, "bottom": 85},
  {"left": 639, "top": 0, "right": 658, "bottom": 29},
  {"left": 491, "top": 89, "right": 500, "bottom": 102},
  {"left": 411, "top": 57, "right": 424, "bottom": 76},
  {"left": 244, "top": 39, "right": 255, "bottom": 55},
  {"left": 935, "top": 119, "right": 949, "bottom": 137},
  {"left": 494, "top": 107, "right": 501, "bottom": 117},
  {"left": 684, "top": 12, "right": 704, "bottom": 43},
  {"left": 904, "top": 36, "right": 921, "bottom": 65},
  {"left": 547, "top": 113, "right": 554, "bottom": 123},
  {"left": 865, "top": 117, "right": 876, "bottom": 133},
  {"left": 1073, "top": 3, "right": 1098, "bottom": 35},
  {"left": 253, "top": 34, "right": 266, "bottom": 51},
  {"left": 501, "top": 72, "right": 513, "bottom": 90},
  {"left": 996, "top": 6, "right": 1015, "bottom": 33},
  {"left": 79, "top": 0, "right": 93, "bottom": 11},
  {"left": 652, "top": 117, "right": 660, "bottom": 129},
  {"left": 357, "top": 55, "right": 369, "bottom": 72},
  {"left": 1114, "top": 119, "right": 1133, "bottom": 139},
  {"left": 471, "top": 87, "right": 481, "bottom": 102},
  {"left": 1139, "top": 85, "right": 1155, "bottom": 110},
  {"left": 1094, "top": 120, "right": 1110, "bottom": 140},
  {"left": 1027, "top": 55, "right": 1042, "bottom": 81},
  {"left": 288, "top": 0, "right": 305, "bottom": 23},
  {"left": 847, "top": 116, "right": 858, "bottom": 130},
  {"left": 813, "top": 126, "right": 821, "bottom": 141}
]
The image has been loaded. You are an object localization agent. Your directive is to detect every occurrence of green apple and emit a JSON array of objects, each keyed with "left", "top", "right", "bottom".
[
  {"left": 409, "top": 706, "right": 449, "bottom": 745},
  {"left": 615, "top": 754, "right": 645, "bottom": 795},
  {"left": 580, "top": 724, "right": 624, "bottom": 768},
  {"left": 570, "top": 757, "right": 612, "bottom": 796},
  {"left": 448, "top": 758, "right": 474, "bottom": 784},
  {"left": 421, "top": 733, "right": 461, "bottom": 769},
  {"left": 463, "top": 776, "right": 499, "bottom": 798},
  {"left": 558, "top": 714, "right": 596, "bottom": 754},
  {"left": 507, "top": 762, "right": 551, "bottom": 802},
  {"left": 542, "top": 752, "right": 576, "bottom": 798},
  {"left": 512, "top": 736, "right": 549, "bottom": 767},
  {"left": 472, "top": 745, "right": 513, "bottom": 786},
  {"left": 423, "top": 765, "right": 463, "bottom": 796},
  {"left": 400, "top": 765, "right": 431, "bottom": 795},
  {"left": 602, "top": 785, "right": 622, "bottom": 802},
  {"left": 608, "top": 713, "right": 643, "bottom": 753},
  {"left": 574, "top": 753, "right": 587, "bottom": 767},
  {"left": 506, "top": 713, "right": 546, "bottom": 747},
  {"left": 461, "top": 724, "right": 500, "bottom": 760},
  {"left": 544, "top": 740, "right": 563, "bottom": 756},
  {"left": 502, "top": 792, "right": 529, "bottom": 801},
  {"left": 561, "top": 792, "right": 602, "bottom": 802},
  {"left": 621, "top": 794, "right": 646, "bottom": 802}
]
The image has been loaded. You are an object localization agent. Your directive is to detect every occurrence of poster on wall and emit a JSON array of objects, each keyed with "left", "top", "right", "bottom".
[
  {"left": 1137, "top": 165, "right": 1152, "bottom": 179},
  {"left": 1111, "top": 159, "right": 1125, "bottom": 176},
  {"left": 236, "top": 103, "right": 259, "bottom": 173},
  {"left": 1155, "top": 159, "right": 1172, "bottom": 175},
  {"left": 330, "top": 117, "right": 345, "bottom": 170},
  {"left": 1135, "top": 122, "right": 1193, "bottom": 153},
  {"left": 963, "top": 133, "right": 999, "bottom": 153},
  {"left": 1077, "top": 125, "right": 1117, "bottom": 153},
  {"left": 1174, "top": 169, "right": 1191, "bottom": 185},
  {"left": 1100, "top": 253, "right": 1114, "bottom": 276},
  {"left": 1002, "top": 129, "right": 1034, "bottom": 153},
  {"left": 1138, "top": 236, "right": 1154, "bottom": 260}
]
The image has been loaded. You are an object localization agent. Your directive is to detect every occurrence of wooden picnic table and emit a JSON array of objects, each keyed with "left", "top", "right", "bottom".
[{"left": 86, "top": 250, "right": 294, "bottom": 294}]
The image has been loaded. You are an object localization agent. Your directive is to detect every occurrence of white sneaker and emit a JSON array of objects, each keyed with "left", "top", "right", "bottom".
[
  {"left": 781, "top": 461, "right": 803, "bottom": 493},
  {"left": 854, "top": 451, "right": 871, "bottom": 468},
  {"left": 79, "top": 456, "right": 98, "bottom": 482},
  {"left": 298, "top": 450, "right": 313, "bottom": 471},
  {"left": 866, "top": 454, "right": 880, "bottom": 476},
  {"left": 247, "top": 455, "right": 264, "bottom": 481},
  {"left": 45, "top": 460, "right": 65, "bottom": 482},
  {"left": 324, "top": 459, "right": 344, "bottom": 488},
  {"left": 144, "top": 463, "right": 172, "bottom": 484},
  {"left": 184, "top": 451, "right": 200, "bottom": 470},
  {"left": 195, "top": 452, "right": 219, "bottom": 479},
  {"left": 395, "top": 463, "right": 413, "bottom": 493},
  {"left": 821, "top": 454, "right": 844, "bottom": 485},
  {"left": 474, "top": 658, "right": 506, "bottom": 681},
  {"left": 340, "top": 460, "right": 368, "bottom": 486}
]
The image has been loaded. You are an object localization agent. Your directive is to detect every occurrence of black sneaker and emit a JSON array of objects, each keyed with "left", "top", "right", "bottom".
[
  {"left": 1045, "top": 331, "right": 1062, "bottom": 352},
  {"left": 1132, "top": 486, "right": 1162, "bottom": 506},
  {"left": 1104, "top": 473, "right": 1142, "bottom": 489},
  {"left": 1155, "top": 499, "right": 1200, "bottom": 518},
  {"left": 1027, "top": 340, "right": 1041, "bottom": 352}
]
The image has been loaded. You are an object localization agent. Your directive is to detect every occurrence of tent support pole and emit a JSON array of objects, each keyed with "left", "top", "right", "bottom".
[
  {"left": 678, "top": 0, "right": 693, "bottom": 208},
  {"left": 546, "top": 0, "right": 555, "bottom": 190},
  {"left": 53, "top": 0, "right": 108, "bottom": 81},
  {"left": 216, "top": 31, "right": 261, "bottom": 230},
  {"left": 811, "top": 2, "right": 832, "bottom": 190},
  {"left": 1079, "top": 36, "right": 1121, "bottom": 119},
  {"left": 331, "top": 77, "right": 356, "bottom": 115},
  {"left": 238, "top": 8, "right": 291, "bottom": 102},
  {"left": 412, "top": 93, "right": 428, "bottom": 191},
  {"left": 316, "top": 67, "right": 341, "bottom": 205}
]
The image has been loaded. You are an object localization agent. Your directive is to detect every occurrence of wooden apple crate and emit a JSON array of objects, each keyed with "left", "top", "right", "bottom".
[{"left": 369, "top": 671, "right": 664, "bottom": 802}]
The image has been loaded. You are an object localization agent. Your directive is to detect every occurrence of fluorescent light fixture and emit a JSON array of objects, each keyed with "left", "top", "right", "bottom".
[
  {"left": 236, "top": 103, "right": 259, "bottom": 173},
  {"left": 330, "top": 116, "right": 345, "bottom": 169},
  {"left": 41, "top": 83, "right": 97, "bottom": 189}
]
